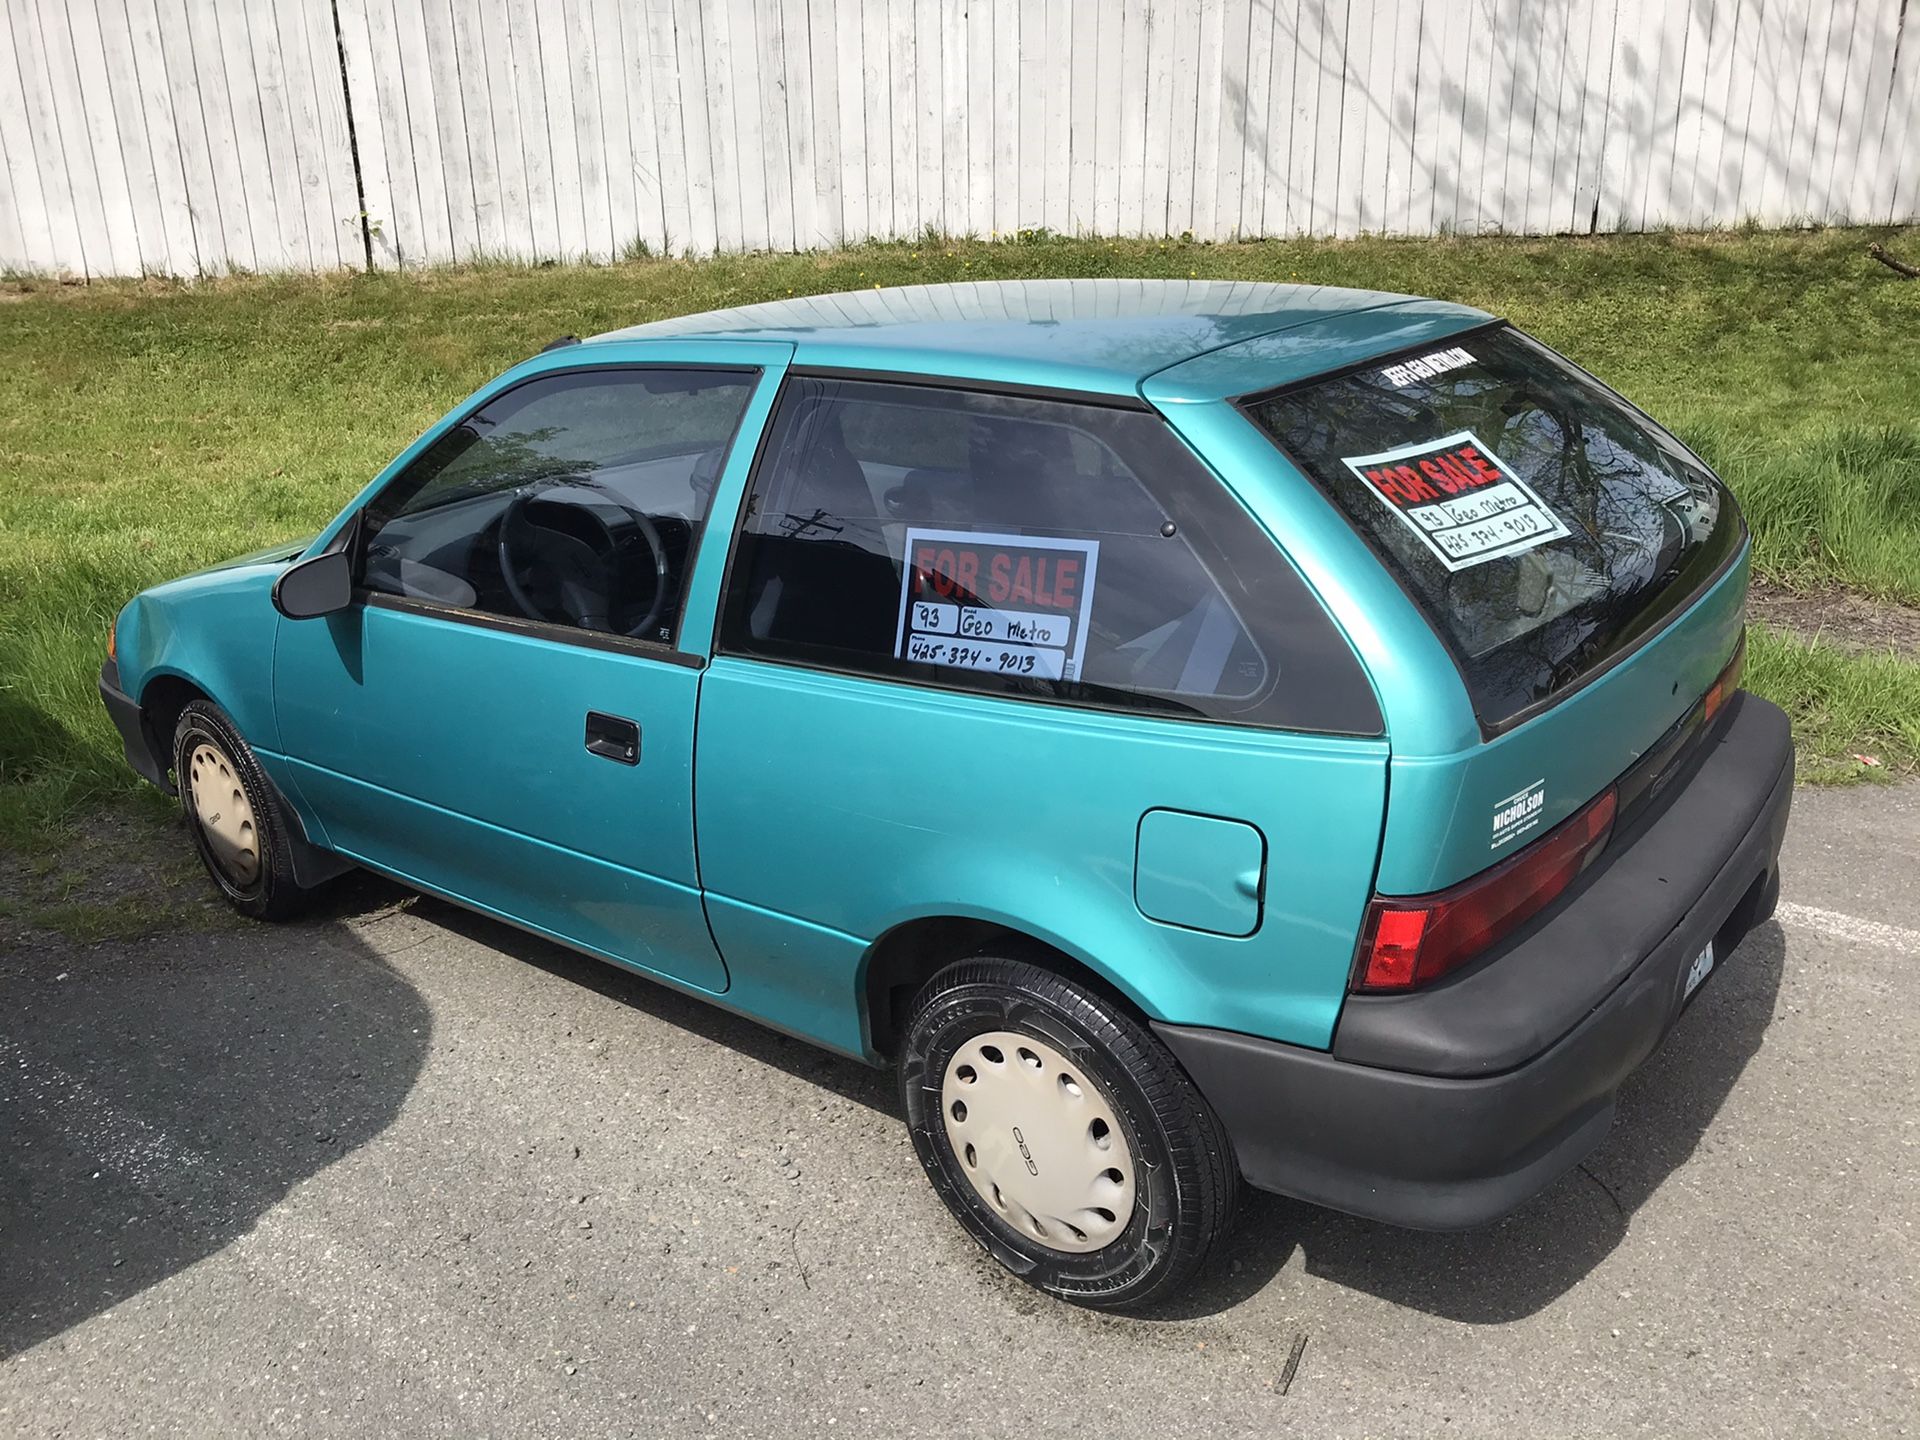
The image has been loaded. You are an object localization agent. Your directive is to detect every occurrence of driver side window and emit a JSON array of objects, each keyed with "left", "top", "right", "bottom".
[{"left": 361, "top": 367, "right": 756, "bottom": 645}]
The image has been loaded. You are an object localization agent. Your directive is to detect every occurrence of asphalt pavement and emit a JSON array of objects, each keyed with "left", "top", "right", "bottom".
[{"left": 2, "top": 783, "right": 1916, "bottom": 1438}]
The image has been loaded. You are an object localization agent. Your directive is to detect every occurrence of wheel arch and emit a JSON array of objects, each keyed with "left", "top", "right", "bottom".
[
  {"left": 134, "top": 670, "right": 213, "bottom": 792},
  {"left": 860, "top": 914, "right": 1157, "bottom": 1060},
  {"left": 138, "top": 669, "right": 351, "bottom": 890}
]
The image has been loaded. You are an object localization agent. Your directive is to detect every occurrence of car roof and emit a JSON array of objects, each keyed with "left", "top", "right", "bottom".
[{"left": 591, "top": 279, "right": 1491, "bottom": 400}]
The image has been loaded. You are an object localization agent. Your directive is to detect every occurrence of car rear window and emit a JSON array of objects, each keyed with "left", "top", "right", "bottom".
[{"left": 1242, "top": 325, "right": 1745, "bottom": 729}]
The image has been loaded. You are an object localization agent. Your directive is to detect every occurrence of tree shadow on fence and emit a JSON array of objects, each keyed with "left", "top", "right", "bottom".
[{"left": 1217, "top": 0, "right": 1905, "bottom": 241}]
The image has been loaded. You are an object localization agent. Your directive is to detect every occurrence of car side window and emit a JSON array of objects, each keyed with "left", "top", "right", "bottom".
[
  {"left": 360, "top": 367, "right": 756, "bottom": 646},
  {"left": 718, "top": 377, "right": 1380, "bottom": 733}
]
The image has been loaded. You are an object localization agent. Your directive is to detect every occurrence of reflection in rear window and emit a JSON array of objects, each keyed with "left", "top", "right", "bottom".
[{"left": 1243, "top": 326, "right": 1745, "bottom": 727}]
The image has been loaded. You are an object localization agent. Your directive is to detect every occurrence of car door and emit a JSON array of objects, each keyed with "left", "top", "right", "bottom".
[
  {"left": 273, "top": 347, "right": 788, "bottom": 994},
  {"left": 692, "top": 374, "right": 1389, "bottom": 1055}
]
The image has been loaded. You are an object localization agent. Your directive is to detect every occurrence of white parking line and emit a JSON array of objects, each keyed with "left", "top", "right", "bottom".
[{"left": 1777, "top": 900, "right": 1920, "bottom": 954}]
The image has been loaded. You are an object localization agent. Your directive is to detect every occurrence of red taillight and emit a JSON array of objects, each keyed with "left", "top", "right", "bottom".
[
  {"left": 1703, "top": 632, "right": 1746, "bottom": 725},
  {"left": 1355, "top": 787, "right": 1618, "bottom": 992}
]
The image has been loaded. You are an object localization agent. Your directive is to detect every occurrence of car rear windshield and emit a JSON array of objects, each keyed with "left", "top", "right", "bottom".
[{"left": 1242, "top": 325, "right": 1745, "bottom": 729}]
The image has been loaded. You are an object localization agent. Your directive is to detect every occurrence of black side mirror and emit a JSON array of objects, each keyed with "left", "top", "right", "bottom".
[
  {"left": 273, "top": 511, "right": 363, "bottom": 620},
  {"left": 272, "top": 548, "right": 353, "bottom": 619}
]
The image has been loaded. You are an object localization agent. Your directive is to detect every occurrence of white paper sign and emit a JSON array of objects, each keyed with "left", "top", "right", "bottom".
[
  {"left": 1341, "top": 430, "right": 1572, "bottom": 572},
  {"left": 895, "top": 528, "right": 1100, "bottom": 681}
]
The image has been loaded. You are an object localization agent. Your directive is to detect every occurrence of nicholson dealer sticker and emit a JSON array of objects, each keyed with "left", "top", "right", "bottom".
[
  {"left": 1491, "top": 779, "right": 1547, "bottom": 851},
  {"left": 1341, "top": 430, "right": 1572, "bottom": 572},
  {"left": 896, "top": 528, "right": 1101, "bottom": 682}
]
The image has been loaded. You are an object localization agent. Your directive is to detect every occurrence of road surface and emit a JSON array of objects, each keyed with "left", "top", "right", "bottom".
[{"left": 3, "top": 784, "right": 1915, "bottom": 1437}]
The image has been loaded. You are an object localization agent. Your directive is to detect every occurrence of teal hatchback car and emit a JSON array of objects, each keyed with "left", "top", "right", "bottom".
[{"left": 101, "top": 281, "right": 1789, "bottom": 1308}]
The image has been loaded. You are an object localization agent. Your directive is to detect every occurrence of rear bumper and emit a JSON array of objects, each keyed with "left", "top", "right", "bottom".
[
  {"left": 1155, "top": 691, "right": 1793, "bottom": 1230},
  {"left": 99, "top": 658, "right": 171, "bottom": 792}
]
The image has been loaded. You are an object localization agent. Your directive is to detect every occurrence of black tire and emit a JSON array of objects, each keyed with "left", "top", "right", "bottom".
[
  {"left": 899, "top": 957, "right": 1238, "bottom": 1310},
  {"left": 172, "top": 699, "right": 310, "bottom": 921}
]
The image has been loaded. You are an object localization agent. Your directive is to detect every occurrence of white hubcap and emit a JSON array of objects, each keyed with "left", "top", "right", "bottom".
[
  {"left": 187, "top": 741, "right": 258, "bottom": 885},
  {"left": 940, "top": 1031, "right": 1136, "bottom": 1253}
]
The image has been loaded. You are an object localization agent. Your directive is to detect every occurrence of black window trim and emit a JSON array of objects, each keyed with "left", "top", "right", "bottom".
[
  {"left": 787, "top": 365, "right": 1155, "bottom": 411},
  {"left": 1234, "top": 321, "right": 1748, "bottom": 739},
  {"left": 708, "top": 369, "right": 1386, "bottom": 738},
  {"left": 360, "top": 591, "right": 709, "bottom": 667},
  {"left": 351, "top": 359, "right": 764, "bottom": 668}
]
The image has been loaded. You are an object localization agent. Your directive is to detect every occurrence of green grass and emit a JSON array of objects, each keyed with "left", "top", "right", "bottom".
[
  {"left": 26, "top": 894, "right": 231, "bottom": 943},
  {"left": 1746, "top": 625, "right": 1920, "bottom": 782},
  {"left": 1701, "top": 423, "right": 1920, "bottom": 600},
  {"left": 3, "top": 226, "right": 1917, "bottom": 850},
  {"left": 0, "top": 804, "right": 239, "bottom": 939}
]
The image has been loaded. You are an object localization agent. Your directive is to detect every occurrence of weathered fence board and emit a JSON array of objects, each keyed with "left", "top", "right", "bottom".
[{"left": 2, "top": 0, "right": 1915, "bottom": 277}]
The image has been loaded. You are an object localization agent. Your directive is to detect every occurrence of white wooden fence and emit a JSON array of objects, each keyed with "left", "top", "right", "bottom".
[{"left": 3, "top": 0, "right": 1917, "bottom": 277}]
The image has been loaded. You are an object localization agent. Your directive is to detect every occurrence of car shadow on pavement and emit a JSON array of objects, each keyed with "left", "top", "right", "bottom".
[
  {"left": 279, "top": 877, "right": 1786, "bottom": 1330},
  {"left": 0, "top": 917, "right": 431, "bottom": 1360},
  {"left": 387, "top": 889, "right": 901, "bottom": 1117},
  {"left": 1153, "top": 919, "right": 1790, "bottom": 1323}
]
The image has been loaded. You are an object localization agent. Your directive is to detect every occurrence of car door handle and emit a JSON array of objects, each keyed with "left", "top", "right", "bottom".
[
  {"left": 584, "top": 711, "right": 640, "bottom": 765},
  {"left": 1234, "top": 867, "right": 1263, "bottom": 899}
]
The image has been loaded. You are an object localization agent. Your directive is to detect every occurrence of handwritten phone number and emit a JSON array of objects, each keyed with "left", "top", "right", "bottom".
[
  {"left": 904, "top": 636, "right": 1066, "bottom": 679},
  {"left": 905, "top": 637, "right": 1036, "bottom": 671},
  {"left": 1433, "top": 505, "right": 1556, "bottom": 557}
]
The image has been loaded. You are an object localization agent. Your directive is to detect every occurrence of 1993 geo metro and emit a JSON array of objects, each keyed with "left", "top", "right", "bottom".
[{"left": 100, "top": 281, "right": 1791, "bottom": 1309}]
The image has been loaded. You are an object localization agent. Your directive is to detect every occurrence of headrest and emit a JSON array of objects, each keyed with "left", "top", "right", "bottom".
[
  {"left": 968, "top": 418, "right": 1077, "bottom": 527},
  {"left": 783, "top": 406, "right": 876, "bottom": 523}
]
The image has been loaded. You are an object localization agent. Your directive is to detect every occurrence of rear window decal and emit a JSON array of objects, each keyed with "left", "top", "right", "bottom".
[
  {"left": 1340, "top": 430, "right": 1572, "bottom": 572},
  {"left": 1378, "top": 346, "right": 1477, "bottom": 387},
  {"left": 896, "top": 528, "right": 1100, "bottom": 681}
]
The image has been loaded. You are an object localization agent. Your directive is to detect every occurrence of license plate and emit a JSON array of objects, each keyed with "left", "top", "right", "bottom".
[{"left": 1682, "top": 940, "right": 1716, "bottom": 1001}]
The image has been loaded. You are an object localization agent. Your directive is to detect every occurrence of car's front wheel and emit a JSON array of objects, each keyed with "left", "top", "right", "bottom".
[
  {"left": 899, "top": 956, "right": 1238, "bottom": 1309},
  {"left": 172, "top": 699, "right": 310, "bottom": 921}
]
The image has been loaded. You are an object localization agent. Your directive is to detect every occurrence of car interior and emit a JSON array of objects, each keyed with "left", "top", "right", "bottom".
[
  {"left": 741, "top": 398, "right": 1271, "bottom": 701},
  {"left": 361, "top": 442, "right": 726, "bottom": 644},
  {"left": 357, "top": 380, "right": 1271, "bottom": 705}
]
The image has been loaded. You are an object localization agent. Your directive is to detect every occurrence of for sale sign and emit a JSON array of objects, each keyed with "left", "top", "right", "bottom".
[
  {"left": 895, "top": 528, "right": 1100, "bottom": 682},
  {"left": 1340, "top": 430, "right": 1571, "bottom": 571}
]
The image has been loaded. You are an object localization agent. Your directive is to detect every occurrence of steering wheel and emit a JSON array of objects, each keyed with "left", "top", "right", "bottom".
[{"left": 496, "top": 483, "right": 671, "bottom": 638}]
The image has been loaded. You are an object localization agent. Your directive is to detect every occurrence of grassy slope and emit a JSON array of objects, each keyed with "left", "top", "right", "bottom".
[
  {"left": 2, "top": 227, "right": 1917, "bottom": 846},
  {"left": 1745, "top": 625, "right": 1920, "bottom": 782}
]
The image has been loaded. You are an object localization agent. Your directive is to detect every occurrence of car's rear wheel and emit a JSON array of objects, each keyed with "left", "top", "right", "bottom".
[
  {"left": 173, "top": 699, "right": 309, "bottom": 921},
  {"left": 899, "top": 957, "right": 1238, "bottom": 1310}
]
